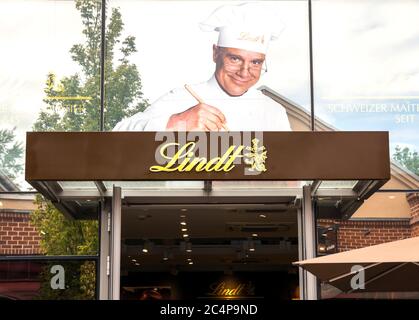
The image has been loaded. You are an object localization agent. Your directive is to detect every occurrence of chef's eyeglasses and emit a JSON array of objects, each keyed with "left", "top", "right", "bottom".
[{"left": 223, "top": 54, "right": 268, "bottom": 76}]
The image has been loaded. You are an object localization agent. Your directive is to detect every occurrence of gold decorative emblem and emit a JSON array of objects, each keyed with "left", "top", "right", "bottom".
[{"left": 244, "top": 138, "right": 267, "bottom": 172}]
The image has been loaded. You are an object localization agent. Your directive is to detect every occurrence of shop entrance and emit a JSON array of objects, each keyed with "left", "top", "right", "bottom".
[
  {"left": 96, "top": 182, "right": 321, "bottom": 300},
  {"left": 25, "top": 131, "right": 390, "bottom": 300},
  {"left": 120, "top": 202, "right": 299, "bottom": 300}
]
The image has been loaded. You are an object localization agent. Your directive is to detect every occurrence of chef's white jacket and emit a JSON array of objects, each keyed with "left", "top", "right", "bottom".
[{"left": 113, "top": 75, "right": 291, "bottom": 131}]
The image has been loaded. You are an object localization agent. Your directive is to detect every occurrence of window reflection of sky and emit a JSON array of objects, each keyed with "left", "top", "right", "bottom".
[
  {"left": 0, "top": 0, "right": 418, "bottom": 187},
  {"left": 312, "top": 1, "right": 419, "bottom": 151}
]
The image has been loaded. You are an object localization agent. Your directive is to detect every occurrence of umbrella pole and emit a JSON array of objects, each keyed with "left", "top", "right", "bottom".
[{"left": 328, "top": 262, "right": 381, "bottom": 283}]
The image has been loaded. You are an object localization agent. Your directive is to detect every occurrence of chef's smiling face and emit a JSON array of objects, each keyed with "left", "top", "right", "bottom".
[{"left": 213, "top": 45, "right": 265, "bottom": 96}]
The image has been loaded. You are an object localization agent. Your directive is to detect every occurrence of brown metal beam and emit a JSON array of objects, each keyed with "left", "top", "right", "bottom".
[{"left": 25, "top": 131, "right": 390, "bottom": 181}]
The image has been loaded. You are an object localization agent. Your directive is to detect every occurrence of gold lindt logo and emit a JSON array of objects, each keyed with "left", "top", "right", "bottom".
[
  {"left": 238, "top": 32, "right": 265, "bottom": 44},
  {"left": 149, "top": 138, "right": 267, "bottom": 173},
  {"left": 207, "top": 281, "right": 255, "bottom": 297}
]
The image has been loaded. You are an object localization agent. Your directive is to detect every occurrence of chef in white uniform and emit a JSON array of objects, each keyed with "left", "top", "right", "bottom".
[{"left": 113, "top": 3, "right": 291, "bottom": 132}]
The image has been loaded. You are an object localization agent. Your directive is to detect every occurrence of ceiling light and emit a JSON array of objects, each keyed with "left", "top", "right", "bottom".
[
  {"left": 248, "top": 239, "right": 255, "bottom": 252},
  {"left": 186, "top": 242, "right": 192, "bottom": 253},
  {"left": 181, "top": 228, "right": 188, "bottom": 232},
  {"left": 135, "top": 263, "right": 140, "bottom": 266},
  {"left": 183, "top": 234, "right": 189, "bottom": 238},
  {"left": 259, "top": 214, "right": 267, "bottom": 218},
  {"left": 252, "top": 233, "right": 258, "bottom": 237},
  {"left": 180, "top": 222, "right": 187, "bottom": 226},
  {"left": 131, "top": 259, "right": 137, "bottom": 263},
  {"left": 142, "top": 240, "right": 152, "bottom": 253},
  {"left": 181, "top": 209, "right": 188, "bottom": 212},
  {"left": 163, "top": 250, "right": 169, "bottom": 261},
  {"left": 188, "top": 261, "right": 194, "bottom": 265}
]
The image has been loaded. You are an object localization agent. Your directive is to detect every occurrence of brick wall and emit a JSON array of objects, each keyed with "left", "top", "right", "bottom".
[
  {"left": 0, "top": 211, "right": 42, "bottom": 255},
  {"left": 407, "top": 193, "right": 419, "bottom": 237},
  {"left": 318, "top": 219, "right": 411, "bottom": 252}
]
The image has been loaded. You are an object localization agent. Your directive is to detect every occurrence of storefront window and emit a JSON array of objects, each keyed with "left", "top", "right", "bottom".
[
  {"left": 0, "top": 257, "right": 97, "bottom": 300},
  {"left": 313, "top": 0, "right": 419, "bottom": 176},
  {"left": 107, "top": 0, "right": 311, "bottom": 133},
  {"left": 312, "top": 5, "right": 419, "bottom": 298},
  {"left": 0, "top": 1, "right": 100, "bottom": 300},
  {"left": 2, "top": 0, "right": 417, "bottom": 301},
  {"left": 121, "top": 204, "right": 300, "bottom": 300},
  {"left": 1, "top": 0, "right": 102, "bottom": 190}
]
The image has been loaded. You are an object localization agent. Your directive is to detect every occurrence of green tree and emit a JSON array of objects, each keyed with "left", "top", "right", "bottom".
[
  {"left": 0, "top": 127, "right": 24, "bottom": 183},
  {"left": 31, "top": 194, "right": 98, "bottom": 256},
  {"left": 33, "top": 0, "right": 148, "bottom": 132},
  {"left": 30, "top": 0, "right": 148, "bottom": 298},
  {"left": 393, "top": 146, "right": 419, "bottom": 175},
  {"left": 31, "top": 194, "right": 97, "bottom": 299},
  {"left": 36, "top": 261, "right": 96, "bottom": 300},
  {"left": 31, "top": 0, "right": 147, "bottom": 253}
]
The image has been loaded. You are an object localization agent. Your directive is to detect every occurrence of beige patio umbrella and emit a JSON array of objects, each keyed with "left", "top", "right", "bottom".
[{"left": 293, "top": 236, "right": 419, "bottom": 292}]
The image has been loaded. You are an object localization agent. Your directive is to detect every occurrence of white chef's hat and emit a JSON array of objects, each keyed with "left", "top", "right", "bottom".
[{"left": 200, "top": 2, "right": 285, "bottom": 55}]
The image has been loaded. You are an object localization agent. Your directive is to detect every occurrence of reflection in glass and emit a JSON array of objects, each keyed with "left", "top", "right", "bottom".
[
  {"left": 105, "top": 181, "right": 204, "bottom": 190},
  {"left": 318, "top": 181, "right": 358, "bottom": 189},
  {"left": 1, "top": 0, "right": 103, "bottom": 190},
  {"left": 0, "top": 259, "right": 97, "bottom": 300},
  {"left": 109, "top": 0, "right": 310, "bottom": 132},
  {"left": 313, "top": 0, "right": 419, "bottom": 161},
  {"left": 212, "top": 181, "right": 307, "bottom": 189},
  {"left": 58, "top": 181, "right": 97, "bottom": 190}
]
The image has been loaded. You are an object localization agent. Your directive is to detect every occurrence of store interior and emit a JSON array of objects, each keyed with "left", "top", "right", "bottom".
[{"left": 120, "top": 203, "right": 299, "bottom": 300}]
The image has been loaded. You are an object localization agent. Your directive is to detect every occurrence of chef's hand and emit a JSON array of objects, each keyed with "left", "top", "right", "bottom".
[{"left": 166, "top": 103, "right": 229, "bottom": 131}]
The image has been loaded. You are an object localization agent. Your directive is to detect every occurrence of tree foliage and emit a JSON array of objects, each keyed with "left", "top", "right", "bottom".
[
  {"left": 30, "top": 194, "right": 98, "bottom": 299},
  {"left": 33, "top": 0, "right": 148, "bottom": 132},
  {"left": 31, "top": 0, "right": 146, "bottom": 260},
  {"left": 31, "top": 194, "right": 98, "bottom": 255},
  {"left": 0, "top": 127, "right": 24, "bottom": 182},
  {"left": 393, "top": 146, "right": 419, "bottom": 175},
  {"left": 36, "top": 261, "right": 96, "bottom": 300}
]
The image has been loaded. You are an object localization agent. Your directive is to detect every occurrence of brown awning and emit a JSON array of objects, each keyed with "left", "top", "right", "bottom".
[
  {"left": 25, "top": 131, "right": 390, "bottom": 181},
  {"left": 24, "top": 131, "right": 390, "bottom": 219},
  {"left": 294, "top": 236, "right": 419, "bottom": 292}
]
